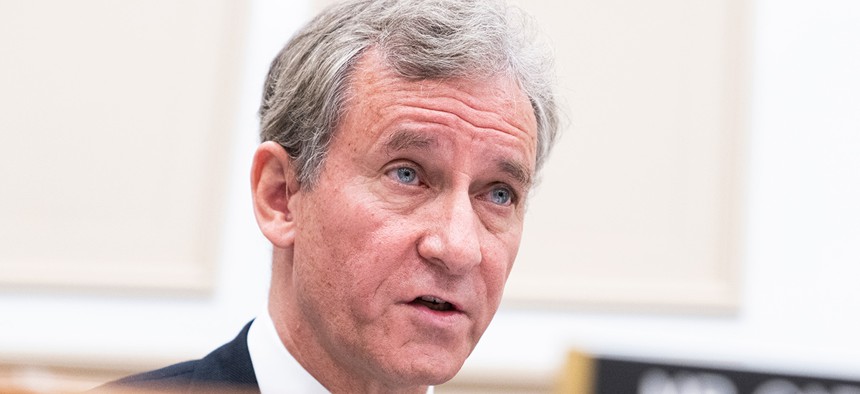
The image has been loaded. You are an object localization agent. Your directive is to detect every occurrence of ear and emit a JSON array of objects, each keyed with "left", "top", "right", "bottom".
[{"left": 251, "top": 141, "right": 301, "bottom": 249}]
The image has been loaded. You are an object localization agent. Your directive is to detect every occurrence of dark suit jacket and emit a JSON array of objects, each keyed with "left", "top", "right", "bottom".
[{"left": 97, "top": 321, "right": 260, "bottom": 393}]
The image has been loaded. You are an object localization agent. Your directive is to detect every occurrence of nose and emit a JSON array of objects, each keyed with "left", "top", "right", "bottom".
[{"left": 417, "top": 191, "right": 483, "bottom": 275}]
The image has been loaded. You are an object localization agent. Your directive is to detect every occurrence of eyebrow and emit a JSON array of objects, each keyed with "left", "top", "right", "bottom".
[
  {"left": 384, "top": 130, "right": 438, "bottom": 154},
  {"left": 498, "top": 159, "right": 532, "bottom": 190}
]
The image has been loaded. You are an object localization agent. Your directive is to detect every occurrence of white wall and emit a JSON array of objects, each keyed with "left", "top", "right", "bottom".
[{"left": 1, "top": 0, "right": 859, "bottom": 384}]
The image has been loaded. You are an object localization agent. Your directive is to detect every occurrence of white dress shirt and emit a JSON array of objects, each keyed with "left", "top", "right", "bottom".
[
  {"left": 246, "top": 308, "right": 434, "bottom": 394},
  {"left": 247, "top": 309, "right": 329, "bottom": 394}
]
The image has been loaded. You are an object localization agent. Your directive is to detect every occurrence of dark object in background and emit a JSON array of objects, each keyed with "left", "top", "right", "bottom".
[{"left": 560, "top": 351, "right": 860, "bottom": 394}]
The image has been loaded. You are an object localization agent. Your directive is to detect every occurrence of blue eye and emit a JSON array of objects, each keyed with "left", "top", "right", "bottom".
[
  {"left": 489, "top": 187, "right": 513, "bottom": 205},
  {"left": 394, "top": 167, "right": 419, "bottom": 184}
]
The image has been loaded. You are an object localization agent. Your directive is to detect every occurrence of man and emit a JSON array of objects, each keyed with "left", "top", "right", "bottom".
[{"left": 104, "top": 0, "right": 558, "bottom": 392}]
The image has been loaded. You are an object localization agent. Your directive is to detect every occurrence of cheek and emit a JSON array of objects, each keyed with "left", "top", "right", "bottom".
[
  {"left": 481, "top": 232, "right": 522, "bottom": 300},
  {"left": 292, "top": 195, "right": 370, "bottom": 298},
  {"left": 295, "top": 191, "right": 414, "bottom": 314}
]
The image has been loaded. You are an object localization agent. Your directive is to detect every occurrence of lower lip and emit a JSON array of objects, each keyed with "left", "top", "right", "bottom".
[{"left": 406, "top": 303, "right": 466, "bottom": 328}]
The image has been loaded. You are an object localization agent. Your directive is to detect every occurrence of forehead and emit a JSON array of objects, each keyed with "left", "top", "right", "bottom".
[{"left": 340, "top": 49, "right": 539, "bottom": 163}]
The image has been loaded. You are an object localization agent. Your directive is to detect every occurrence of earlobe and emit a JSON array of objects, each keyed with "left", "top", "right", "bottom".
[{"left": 251, "top": 141, "right": 301, "bottom": 248}]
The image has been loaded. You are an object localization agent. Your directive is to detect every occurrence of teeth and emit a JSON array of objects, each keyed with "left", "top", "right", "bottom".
[
  {"left": 420, "top": 295, "right": 444, "bottom": 304},
  {"left": 413, "top": 295, "right": 455, "bottom": 312}
]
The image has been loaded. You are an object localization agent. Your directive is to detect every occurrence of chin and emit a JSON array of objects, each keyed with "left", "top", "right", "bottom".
[{"left": 390, "top": 352, "right": 467, "bottom": 386}]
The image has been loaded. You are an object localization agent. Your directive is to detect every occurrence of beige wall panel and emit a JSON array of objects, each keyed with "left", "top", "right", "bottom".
[
  {"left": 0, "top": 0, "right": 247, "bottom": 291},
  {"left": 505, "top": 0, "right": 746, "bottom": 310}
]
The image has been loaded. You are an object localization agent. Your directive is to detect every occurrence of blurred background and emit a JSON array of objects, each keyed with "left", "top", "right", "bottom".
[{"left": 1, "top": 0, "right": 859, "bottom": 392}]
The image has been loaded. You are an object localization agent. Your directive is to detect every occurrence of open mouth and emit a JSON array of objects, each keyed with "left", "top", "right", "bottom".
[{"left": 410, "top": 295, "right": 456, "bottom": 312}]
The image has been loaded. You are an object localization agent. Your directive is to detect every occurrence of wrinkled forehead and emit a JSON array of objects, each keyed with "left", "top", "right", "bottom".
[{"left": 344, "top": 49, "right": 538, "bottom": 147}]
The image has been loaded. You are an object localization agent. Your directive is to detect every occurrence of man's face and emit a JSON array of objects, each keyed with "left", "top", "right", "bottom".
[{"left": 287, "top": 51, "right": 538, "bottom": 386}]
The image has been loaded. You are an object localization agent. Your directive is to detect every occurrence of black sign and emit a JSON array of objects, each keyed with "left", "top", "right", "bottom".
[{"left": 583, "top": 357, "right": 860, "bottom": 394}]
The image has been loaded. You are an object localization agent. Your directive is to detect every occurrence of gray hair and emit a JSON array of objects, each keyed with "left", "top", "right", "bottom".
[{"left": 259, "top": 0, "right": 559, "bottom": 188}]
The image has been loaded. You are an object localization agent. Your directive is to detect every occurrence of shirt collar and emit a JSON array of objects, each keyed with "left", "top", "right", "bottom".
[
  {"left": 247, "top": 308, "right": 329, "bottom": 394},
  {"left": 247, "top": 307, "right": 435, "bottom": 394}
]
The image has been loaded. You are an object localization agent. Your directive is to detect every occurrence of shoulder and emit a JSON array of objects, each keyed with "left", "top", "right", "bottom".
[
  {"left": 95, "top": 321, "right": 258, "bottom": 393},
  {"left": 99, "top": 360, "right": 197, "bottom": 392}
]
